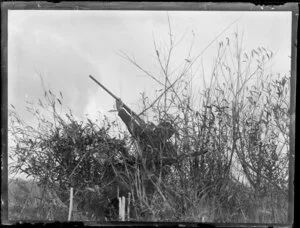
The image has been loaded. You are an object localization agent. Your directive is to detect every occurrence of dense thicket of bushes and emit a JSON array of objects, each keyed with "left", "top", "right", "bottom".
[{"left": 8, "top": 30, "right": 290, "bottom": 222}]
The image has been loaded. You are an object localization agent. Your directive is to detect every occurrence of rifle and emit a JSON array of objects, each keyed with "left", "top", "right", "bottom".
[{"left": 89, "top": 75, "right": 142, "bottom": 121}]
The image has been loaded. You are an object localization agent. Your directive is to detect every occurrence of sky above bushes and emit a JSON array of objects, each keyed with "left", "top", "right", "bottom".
[{"left": 8, "top": 10, "right": 291, "bottom": 127}]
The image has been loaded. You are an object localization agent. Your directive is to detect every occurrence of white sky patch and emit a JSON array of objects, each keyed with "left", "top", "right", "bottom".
[{"left": 84, "top": 95, "right": 107, "bottom": 120}]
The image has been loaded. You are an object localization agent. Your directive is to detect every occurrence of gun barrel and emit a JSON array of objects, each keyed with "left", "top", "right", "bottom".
[
  {"left": 89, "top": 75, "right": 141, "bottom": 120},
  {"left": 89, "top": 75, "right": 119, "bottom": 100}
]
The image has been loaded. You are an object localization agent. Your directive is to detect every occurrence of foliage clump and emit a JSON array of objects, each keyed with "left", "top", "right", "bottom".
[{"left": 9, "top": 90, "right": 132, "bottom": 220}]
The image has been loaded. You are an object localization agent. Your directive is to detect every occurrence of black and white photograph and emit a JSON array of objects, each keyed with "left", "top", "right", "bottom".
[{"left": 4, "top": 3, "right": 297, "bottom": 226}]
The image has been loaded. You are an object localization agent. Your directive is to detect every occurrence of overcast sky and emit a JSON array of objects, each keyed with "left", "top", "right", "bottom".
[{"left": 8, "top": 10, "right": 291, "bottom": 127}]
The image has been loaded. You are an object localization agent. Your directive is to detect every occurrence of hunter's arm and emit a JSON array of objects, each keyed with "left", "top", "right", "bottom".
[{"left": 118, "top": 107, "right": 143, "bottom": 138}]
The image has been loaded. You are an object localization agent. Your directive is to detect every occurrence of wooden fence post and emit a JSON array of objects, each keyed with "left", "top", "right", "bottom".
[{"left": 68, "top": 187, "right": 74, "bottom": 221}]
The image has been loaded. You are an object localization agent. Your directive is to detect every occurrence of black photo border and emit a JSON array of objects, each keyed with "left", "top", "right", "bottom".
[{"left": 1, "top": 2, "right": 298, "bottom": 228}]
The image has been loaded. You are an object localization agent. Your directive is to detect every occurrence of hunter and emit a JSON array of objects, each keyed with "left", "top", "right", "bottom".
[
  {"left": 115, "top": 98, "right": 177, "bottom": 174},
  {"left": 104, "top": 99, "right": 177, "bottom": 220}
]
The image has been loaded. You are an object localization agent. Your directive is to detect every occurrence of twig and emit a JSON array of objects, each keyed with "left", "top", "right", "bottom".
[
  {"left": 137, "top": 77, "right": 179, "bottom": 117},
  {"left": 118, "top": 51, "right": 164, "bottom": 86},
  {"left": 68, "top": 148, "right": 89, "bottom": 182}
]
